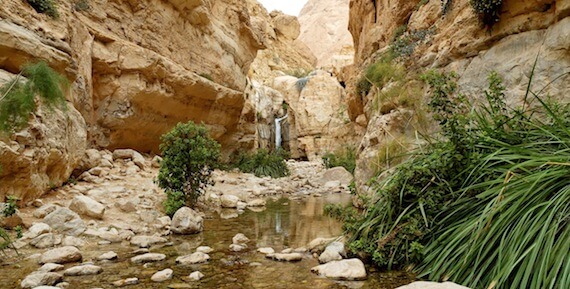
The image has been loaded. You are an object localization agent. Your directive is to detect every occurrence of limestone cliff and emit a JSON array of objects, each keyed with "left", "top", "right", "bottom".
[
  {"left": 298, "top": 0, "right": 354, "bottom": 68},
  {"left": 0, "top": 0, "right": 265, "bottom": 155},
  {"left": 347, "top": 0, "right": 570, "bottom": 196}
]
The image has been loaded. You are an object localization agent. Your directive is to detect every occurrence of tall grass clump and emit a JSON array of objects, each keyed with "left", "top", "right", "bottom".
[
  {"left": 157, "top": 121, "right": 221, "bottom": 216},
  {"left": 0, "top": 61, "right": 68, "bottom": 134},
  {"left": 343, "top": 67, "right": 570, "bottom": 289},
  {"left": 231, "top": 149, "right": 290, "bottom": 178},
  {"left": 322, "top": 146, "right": 357, "bottom": 174}
]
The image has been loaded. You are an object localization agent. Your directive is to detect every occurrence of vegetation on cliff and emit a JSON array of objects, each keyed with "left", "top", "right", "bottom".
[
  {"left": 157, "top": 121, "right": 221, "bottom": 216},
  {"left": 25, "top": 0, "right": 59, "bottom": 18},
  {"left": 322, "top": 146, "right": 357, "bottom": 174},
  {"left": 0, "top": 61, "right": 68, "bottom": 134},
  {"left": 343, "top": 70, "right": 570, "bottom": 289}
]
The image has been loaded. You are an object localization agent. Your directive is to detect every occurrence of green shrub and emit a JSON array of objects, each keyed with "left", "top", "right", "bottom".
[
  {"left": 344, "top": 69, "right": 570, "bottom": 289},
  {"left": 322, "top": 146, "right": 357, "bottom": 174},
  {"left": 231, "top": 149, "right": 290, "bottom": 178},
  {"left": 390, "top": 29, "right": 434, "bottom": 59},
  {"left": 74, "top": 0, "right": 90, "bottom": 11},
  {"left": 1, "top": 194, "right": 20, "bottom": 256},
  {"left": 2, "top": 196, "right": 18, "bottom": 218},
  {"left": 0, "top": 61, "right": 68, "bottom": 134},
  {"left": 26, "top": 0, "right": 59, "bottom": 18},
  {"left": 356, "top": 75, "right": 372, "bottom": 97},
  {"left": 392, "top": 24, "right": 408, "bottom": 42},
  {"left": 470, "top": 0, "right": 504, "bottom": 25},
  {"left": 157, "top": 121, "right": 221, "bottom": 216}
]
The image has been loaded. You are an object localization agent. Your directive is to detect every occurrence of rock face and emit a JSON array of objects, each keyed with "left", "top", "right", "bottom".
[
  {"left": 298, "top": 0, "right": 354, "bottom": 67},
  {"left": 170, "top": 207, "right": 203, "bottom": 235}
]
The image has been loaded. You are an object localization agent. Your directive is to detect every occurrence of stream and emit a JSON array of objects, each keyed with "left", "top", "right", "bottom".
[{"left": 0, "top": 194, "right": 413, "bottom": 288}]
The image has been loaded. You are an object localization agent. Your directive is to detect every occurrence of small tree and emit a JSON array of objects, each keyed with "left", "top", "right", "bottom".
[{"left": 157, "top": 121, "right": 221, "bottom": 216}]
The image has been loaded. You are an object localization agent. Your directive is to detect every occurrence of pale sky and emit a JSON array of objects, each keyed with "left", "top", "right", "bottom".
[{"left": 257, "top": 0, "right": 308, "bottom": 16}]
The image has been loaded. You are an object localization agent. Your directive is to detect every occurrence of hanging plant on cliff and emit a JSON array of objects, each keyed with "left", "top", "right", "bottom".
[
  {"left": 470, "top": 0, "right": 504, "bottom": 26},
  {"left": 0, "top": 61, "right": 68, "bottom": 134},
  {"left": 25, "top": 0, "right": 59, "bottom": 18}
]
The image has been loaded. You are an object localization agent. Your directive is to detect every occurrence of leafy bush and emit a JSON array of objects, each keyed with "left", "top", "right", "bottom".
[
  {"left": 344, "top": 69, "right": 570, "bottom": 289},
  {"left": 231, "top": 149, "right": 290, "bottom": 178},
  {"left": 157, "top": 121, "right": 221, "bottom": 216},
  {"left": 322, "top": 146, "right": 357, "bottom": 174},
  {"left": 1, "top": 195, "right": 20, "bottom": 256},
  {"left": 392, "top": 24, "right": 408, "bottom": 42},
  {"left": 0, "top": 61, "right": 68, "bottom": 134},
  {"left": 26, "top": 0, "right": 59, "bottom": 18},
  {"left": 2, "top": 196, "right": 18, "bottom": 218},
  {"left": 470, "top": 0, "right": 504, "bottom": 25}
]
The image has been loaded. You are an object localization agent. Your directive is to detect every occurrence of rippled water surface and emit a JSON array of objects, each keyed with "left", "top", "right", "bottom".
[{"left": 0, "top": 194, "right": 414, "bottom": 288}]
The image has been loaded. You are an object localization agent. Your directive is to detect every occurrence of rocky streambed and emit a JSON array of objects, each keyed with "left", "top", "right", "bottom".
[{"left": 0, "top": 150, "right": 455, "bottom": 289}]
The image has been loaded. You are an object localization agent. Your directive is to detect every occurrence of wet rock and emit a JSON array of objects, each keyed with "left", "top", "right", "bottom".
[
  {"left": 131, "top": 253, "right": 166, "bottom": 263},
  {"left": 43, "top": 208, "right": 86, "bottom": 236},
  {"left": 64, "top": 264, "right": 102, "bottom": 276},
  {"left": 395, "top": 282, "right": 471, "bottom": 289},
  {"left": 188, "top": 271, "right": 204, "bottom": 281},
  {"left": 221, "top": 195, "right": 240, "bottom": 208},
  {"left": 257, "top": 247, "right": 275, "bottom": 254},
  {"left": 311, "top": 259, "right": 367, "bottom": 280},
  {"left": 229, "top": 244, "right": 247, "bottom": 252},
  {"left": 69, "top": 196, "right": 105, "bottom": 219},
  {"left": 97, "top": 251, "right": 118, "bottom": 261},
  {"left": 232, "top": 233, "right": 249, "bottom": 244},
  {"left": 40, "top": 246, "right": 82, "bottom": 264},
  {"left": 23, "top": 223, "right": 52, "bottom": 240},
  {"left": 151, "top": 269, "right": 173, "bottom": 282},
  {"left": 196, "top": 246, "right": 213, "bottom": 253},
  {"left": 307, "top": 237, "right": 337, "bottom": 253},
  {"left": 171, "top": 207, "right": 203, "bottom": 234},
  {"left": 20, "top": 272, "right": 63, "bottom": 288},
  {"left": 220, "top": 210, "right": 239, "bottom": 219},
  {"left": 176, "top": 252, "right": 210, "bottom": 265},
  {"left": 38, "top": 263, "right": 64, "bottom": 272},
  {"left": 266, "top": 253, "right": 303, "bottom": 262},
  {"left": 318, "top": 241, "right": 345, "bottom": 263},
  {"left": 33, "top": 205, "right": 59, "bottom": 219},
  {"left": 30, "top": 233, "right": 62, "bottom": 249},
  {"left": 130, "top": 235, "right": 168, "bottom": 248},
  {"left": 247, "top": 199, "right": 266, "bottom": 207},
  {"left": 112, "top": 277, "right": 139, "bottom": 287}
]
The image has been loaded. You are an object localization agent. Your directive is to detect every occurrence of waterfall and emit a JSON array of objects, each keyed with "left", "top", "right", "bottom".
[{"left": 275, "top": 113, "right": 288, "bottom": 148}]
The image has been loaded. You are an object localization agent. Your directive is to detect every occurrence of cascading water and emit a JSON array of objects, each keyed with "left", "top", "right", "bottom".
[{"left": 275, "top": 114, "right": 288, "bottom": 148}]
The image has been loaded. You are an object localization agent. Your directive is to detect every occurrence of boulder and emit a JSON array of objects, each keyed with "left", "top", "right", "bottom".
[
  {"left": 311, "top": 259, "right": 367, "bottom": 280},
  {"left": 266, "top": 253, "right": 303, "bottom": 262},
  {"left": 247, "top": 199, "right": 266, "bottom": 207},
  {"left": 318, "top": 241, "right": 345, "bottom": 263},
  {"left": 61, "top": 236, "right": 85, "bottom": 247},
  {"left": 257, "top": 247, "right": 275, "bottom": 255},
  {"left": 229, "top": 244, "right": 247, "bottom": 252},
  {"left": 232, "top": 233, "right": 249, "bottom": 244},
  {"left": 112, "top": 277, "right": 139, "bottom": 287},
  {"left": 43, "top": 207, "right": 86, "bottom": 236},
  {"left": 38, "top": 263, "right": 64, "bottom": 272},
  {"left": 30, "top": 233, "right": 62, "bottom": 249},
  {"left": 188, "top": 271, "right": 204, "bottom": 281},
  {"left": 97, "top": 251, "right": 118, "bottom": 261},
  {"left": 23, "top": 223, "right": 51, "bottom": 239},
  {"left": 130, "top": 253, "right": 166, "bottom": 263},
  {"left": 196, "top": 246, "right": 213, "bottom": 254},
  {"left": 112, "top": 149, "right": 145, "bottom": 169},
  {"left": 176, "top": 252, "right": 210, "bottom": 265},
  {"left": 319, "top": 167, "right": 353, "bottom": 186},
  {"left": 64, "top": 264, "right": 103, "bottom": 276},
  {"left": 151, "top": 269, "right": 173, "bottom": 282},
  {"left": 20, "top": 272, "right": 63, "bottom": 289},
  {"left": 33, "top": 205, "right": 59, "bottom": 219},
  {"left": 171, "top": 207, "right": 203, "bottom": 234},
  {"left": 130, "top": 235, "right": 168, "bottom": 248},
  {"left": 40, "top": 246, "right": 82, "bottom": 264},
  {"left": 69, "top": 196, "right": 105, "bottom": 219},
  {"left": 221, "top": 195, "right": 240, "bottom": 208},
  {"left": 307, "top": 237, "right": 337, "bottom": 253}
]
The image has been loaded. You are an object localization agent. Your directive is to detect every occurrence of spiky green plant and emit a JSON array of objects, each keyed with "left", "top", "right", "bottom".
[
  {"left": 231, "top": 149, "right": 290, "bottom": 178},
  {"left": 0, "top": 61, "right": 68, "bottom": 134}
]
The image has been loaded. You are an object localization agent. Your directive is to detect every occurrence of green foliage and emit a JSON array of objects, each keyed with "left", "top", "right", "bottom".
[
  {"left": 392, "top": 24, "right": 408, "bottom": 42},
  {"left": 231, "top": 149, "right": 290, "bottom": 178},
  {"left": 14, "top": 226, "right": 23, "bottom": 239},
  {"left": 322, "top": 146, "right": 357, "bottom": 174},
  {"left": 324, "top": 203, "right": 359, "bottom": 230},
  {"left": 391, "top": 29, "right": 434, "bottom": 59},
  {"left": 356, "top": 76, "right": 372, "bottom": 97},
  {"left": 157, "top": 121, "right": 221, "bottom": 216},
  {"left": 365, "top": 59, "right": 405, "bottom": 91},
  {"left": 26, "top": 0, "right": 59, "bottom": 18},
  {"left": 0, "top": 61, "right": 68, "bottom": 134},
  {"left": 2, "top": 196, "right": 19, "bottom": 218},
  {"left": 74, "top": 0, "right": 90, "bottom": 11},
  {"left": 470, "top": 0, "right": 504, "bottom": 25},
  {"left": 344, "top": 69, "right": 570, "bottom": 289}
]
